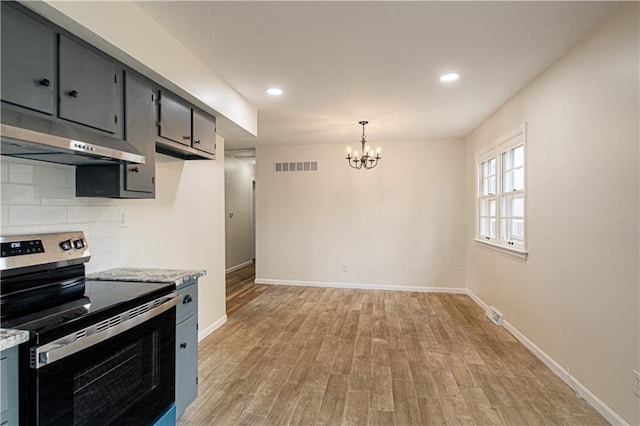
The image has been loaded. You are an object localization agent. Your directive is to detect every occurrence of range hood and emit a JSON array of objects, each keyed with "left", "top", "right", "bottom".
[{"left": 1, "top": 108, "right": 145, "bottom": 166}]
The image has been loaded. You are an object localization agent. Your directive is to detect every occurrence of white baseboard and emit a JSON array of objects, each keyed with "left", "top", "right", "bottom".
[
  {"left": 466, "top": 290, "right": 627, "bottom": 426},
  {"left": 198, "top": 314, "right": 227, "bottom": 342},
  {"left": 226, "top": 260, "right": 254, "bottom": 274},
  {"left": 255, "top": 278, "right": 467, "bottom": 294}
]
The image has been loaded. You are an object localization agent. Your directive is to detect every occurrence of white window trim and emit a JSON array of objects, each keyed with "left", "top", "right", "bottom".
[{"left": 474, "top": 123, "right": 528, "bottom": 258}]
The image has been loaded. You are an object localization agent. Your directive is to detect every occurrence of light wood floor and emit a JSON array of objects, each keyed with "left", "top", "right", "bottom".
[
  {"left": 225, "top": 263, "right": 267, "bottom": 316},
  {"left": 183, "top": 285, "right": 607, "bottom": 425}
]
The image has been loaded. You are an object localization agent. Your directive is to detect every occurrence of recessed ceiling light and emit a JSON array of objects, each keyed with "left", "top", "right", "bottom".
[
  {"left": 439, "top": 73, "right": 460, "bottom": 83},
  {"left": 267, "top": 88, "right": 284, "bottom": 96}
]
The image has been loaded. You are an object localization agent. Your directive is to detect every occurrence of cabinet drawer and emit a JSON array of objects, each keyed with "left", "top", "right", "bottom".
[{"left": 176, "top": 281, "right": 198, "bottom": 323}]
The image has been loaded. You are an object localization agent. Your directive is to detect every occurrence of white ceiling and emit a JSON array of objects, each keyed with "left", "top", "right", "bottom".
[{"left": 134, "top": 1, "right": 619, "bottom": 150}]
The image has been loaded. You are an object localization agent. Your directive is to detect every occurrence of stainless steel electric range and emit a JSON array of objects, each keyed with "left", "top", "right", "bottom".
[{"left": 0, "top": 232, "right": 178, "bottom": 426}]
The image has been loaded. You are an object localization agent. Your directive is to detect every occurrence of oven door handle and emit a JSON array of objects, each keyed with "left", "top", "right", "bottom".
[{"left": 33, "top": 292, "right": 179, "bottom": 369}]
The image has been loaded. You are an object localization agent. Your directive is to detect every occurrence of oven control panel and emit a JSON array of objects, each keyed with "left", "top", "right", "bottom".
[
  {"left": 1, "top": 239, "right": 45, "bottom": 257},
  {"left": 0, "top": 232, "right": 90, "bottom": 272}
]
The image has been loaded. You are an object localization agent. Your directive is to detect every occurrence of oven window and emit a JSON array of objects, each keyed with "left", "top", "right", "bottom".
[
  {"left": 28, "top": 308, "right": 175, "bottom": 426},
  {"left": 73, "top": 335, "right": 158, "bottom": 426}
]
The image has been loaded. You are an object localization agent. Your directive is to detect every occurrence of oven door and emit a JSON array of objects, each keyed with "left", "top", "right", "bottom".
[{"left": 22, "top": 307, "right": 176, "bottom": 426}]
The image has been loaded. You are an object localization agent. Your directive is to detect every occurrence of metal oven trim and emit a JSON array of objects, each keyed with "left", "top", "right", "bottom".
[{"left": 32, "top": 292, "right": 178, "bottom": 368}]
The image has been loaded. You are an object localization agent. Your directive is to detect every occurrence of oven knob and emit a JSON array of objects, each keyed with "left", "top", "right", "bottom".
[
  {"left": 73, "top": 239, "right": 85, "bottom": 249},
  {"left": 59, "top": 240, "right": 72, "bottom": 251}
]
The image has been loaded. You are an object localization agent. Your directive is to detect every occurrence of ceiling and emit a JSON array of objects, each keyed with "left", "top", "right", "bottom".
[{"left": 134, "top": 1, "right": 619, "bottom": 150}]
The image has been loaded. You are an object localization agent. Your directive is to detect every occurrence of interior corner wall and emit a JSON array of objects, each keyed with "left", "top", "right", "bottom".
[
  {"left": 464, "top": 3, "right": 639, "bottom": 424},
  {"left": 117, "top": 139, "right": 227, "bottom": 337},
  {"left": 224, "top": 156, "right": 255, "bottom": 270},
  {"left": 255, "top": 139, "right": 466, "bottom": 289}
]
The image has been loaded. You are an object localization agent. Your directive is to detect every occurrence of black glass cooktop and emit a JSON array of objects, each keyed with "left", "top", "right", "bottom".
[{"left": 2, "top": 279, "right": 175, "bottom": 344}]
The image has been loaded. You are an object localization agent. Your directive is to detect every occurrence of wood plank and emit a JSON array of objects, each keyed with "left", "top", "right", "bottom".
[{"left": 316, "top": 374, "right": 349, "bottom": 425}]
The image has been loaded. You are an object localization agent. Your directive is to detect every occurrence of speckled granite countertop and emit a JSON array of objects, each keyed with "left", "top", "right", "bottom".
[
  {"left": 87, "top": 268, "right": 206, "bottom": 287},
  {"left": 0, "top": 329, "right": 29, "bottom": 351}
]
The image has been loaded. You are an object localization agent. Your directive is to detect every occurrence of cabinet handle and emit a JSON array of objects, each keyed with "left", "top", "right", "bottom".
[
  {"left": 180, "top": 343, "right": 187, "bottom": 349},
  {"left": 68, "top": 90, "right": 78, "bottom": 98},
  {"left": 182, "top": 135, "right": 191, "bottom": 140},
  {"left": 39, "top": 78, "right": 51, "bottom": 87},
  {"left": 183, "top": 294, "right": 193, "bottom": 304},
  {"left": 129, "top": 167, "right": 139, "bottom": 173},
  {"left": 193, "top": 140, "right": 201, "bottom": 144}
]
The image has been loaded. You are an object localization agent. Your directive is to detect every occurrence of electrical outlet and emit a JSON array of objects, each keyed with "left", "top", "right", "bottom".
[
  {"left": 341, "top": 264, "right": 349, "bottom": 272},
  {"left": 634, "top": 370, "right": 640, "bottom": 398},
  {"left": 119, "top": 209, "right": 127, "bottom": 228}
]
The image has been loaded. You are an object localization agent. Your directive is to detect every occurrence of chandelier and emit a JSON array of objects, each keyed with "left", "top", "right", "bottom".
[{"left": 346, "top": 120, "right": 381, "bottom": 170}]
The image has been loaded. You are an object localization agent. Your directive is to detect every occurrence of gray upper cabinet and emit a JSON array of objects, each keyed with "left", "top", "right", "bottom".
[
  {"left": 192, "top": 110, "right": 216, "bottom": 155},
  {"left": 59, "top": 35, "right": 118, "bottom": 134},
  {"left": 124, "top": 72, "right": 155, "bottom": 194},
  {"left": 75, "top": 71, "right": 155, "bottom": 199},
  {"left": 158, "top": 91, "right": 191, "bottom": 146},
  {"left": 0, "top": 3, "right": 55, "bottom": 115}
]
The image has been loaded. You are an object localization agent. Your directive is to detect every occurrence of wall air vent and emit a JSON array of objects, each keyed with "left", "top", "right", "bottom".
[
  {"left": 486, "top": 306, "right": 504, "bottom": 326},
  {"left": 274, "top": 161, "right": 318, "bottom": 172}
]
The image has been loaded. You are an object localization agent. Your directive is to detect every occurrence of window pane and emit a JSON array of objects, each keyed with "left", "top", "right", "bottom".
[
  {"left": 513, "top": 168, "right": 524, "bottom": 191},
  {"left": 489, "top": 218, "right": 496, "bottom": 238},
  {"left": 514, "top": 145, "right": 524, "bottom": 167},
  {"left": 489, "top": 199, "right": 496, "bottom": 216},
  {"left": 488, "top": 176, "right": 496, "bottom": 195},
  {"left": 489, "top": 158, "right": 496, "bottom": 175},
  {"left": 512, "top": 195, "right": 524, "bottom": 217},
  {"left": 503, "top": 149, "right": 513, "bottom": 171},
  {"left": 504, "top": 170, "right": 514, "bottom": 192},
  {"left": 480, "top": 218, "right": 487, "bottom": 236},
  {"left": 512, "top": 219, "right": 524, "bottom": 240}
]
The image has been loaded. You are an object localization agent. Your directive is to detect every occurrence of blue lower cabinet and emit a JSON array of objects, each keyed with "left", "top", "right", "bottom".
[{"left": 153, "top": 404, "right": 176, "bottom": 426}]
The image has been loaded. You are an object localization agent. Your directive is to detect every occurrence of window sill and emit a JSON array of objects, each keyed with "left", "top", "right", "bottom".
[{"left": 474, "top": 238, "right": 528, "bottom": 260}]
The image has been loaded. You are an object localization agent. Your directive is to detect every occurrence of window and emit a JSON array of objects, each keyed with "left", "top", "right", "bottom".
[{"left": 476, "top": 124, "right": 526, "bottom": 254}]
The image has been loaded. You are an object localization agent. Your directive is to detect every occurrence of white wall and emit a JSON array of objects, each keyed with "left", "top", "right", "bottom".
[
  {"left": 256, "top": 140, "right": 466, "bottom": 289},
  {"left": 1, "top": 144, "right": 227, "bottom": 338},
  {"left": 464, "top": 3, "right": 639, "bottom": 424},
  {"left": 224, "top": 156, "right": 255, "bottom": 271}
]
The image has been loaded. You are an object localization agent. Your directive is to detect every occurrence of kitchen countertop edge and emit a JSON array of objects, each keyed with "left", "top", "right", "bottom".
[
  {"left": 0, "top": 328, "right": 30, "bottom": 351},
  {"left": 87, "top": 267, "right": 206, "bottom": 288}
]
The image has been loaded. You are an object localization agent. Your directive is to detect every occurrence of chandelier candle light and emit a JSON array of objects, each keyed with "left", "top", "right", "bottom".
[{"left": 346, "top": 120, "right": 381, "bottom": 170}]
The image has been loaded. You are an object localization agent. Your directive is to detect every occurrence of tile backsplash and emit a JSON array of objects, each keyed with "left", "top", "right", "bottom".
[{"left": 1, "top": 157, "right": 120, "bottom": 272}]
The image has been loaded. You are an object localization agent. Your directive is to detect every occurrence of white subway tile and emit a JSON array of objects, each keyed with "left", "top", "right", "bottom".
[
  {"left": 89, "top": 198, "right": 114, "bottom": 206},
  {"left": 34, "top": 165, "right": 69, "bottom": 188},
  {"left": 1, "top": 162, "right": 8, "bottom": 182},
  {"left": 67, "top": 168, "right": 75, "bottom": 188},
  {"left": 1, "top": 225, "right": 42, "bottom": 236},
  {"left": 40, "top": 223, "right": 91, "bottom": 236},
  {"left": 1, "top": 183, "right": 40, "bottom": 205},
  {"left": 110, "top": 237, "right": 120, "bottom": 254},
  {"left": 68, "top": 206, "right": 112, "bottom": 223},
  {"left": 9, "top": 162, "right": 34, "bottom": 184},
  {"left": 85, "top": 252, "right": 118, "bottom": 273},
  {"left": 86, "top": 237, "right": 111, "bottom": 255},
  {"left": 9, "top": 205, "right": 67, "bottom": 226},
  {"left": 90, "top": 222, "right": 119, "bottom": 238},
  {"left": 40, "top": 186, "right": 86, "bottom": 206},
  {"left": 1, "top": 205, "right": 8, "bottom": 226}
]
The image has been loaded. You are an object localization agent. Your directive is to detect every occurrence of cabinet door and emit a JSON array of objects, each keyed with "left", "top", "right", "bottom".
[
  {"left": 124, "top": 72, "right": 155, "bottom": 193},
  {"left": 192, "top": 110, "right": 216, "bottom": 155},
  {"left": 175, "top": 316, "right": 198, "bottom": 420},
  {"left": 0, "top": 347, "right": 19, "bottom": 426},
  {"left": 158, "top": 91, "right": 191, "bottom": 146},
  {"left": 0, "top": 4, "right": 55, "bottom": 115},
  {"left": 59, "top": 35, "right": 118, "bottom": 134}
]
